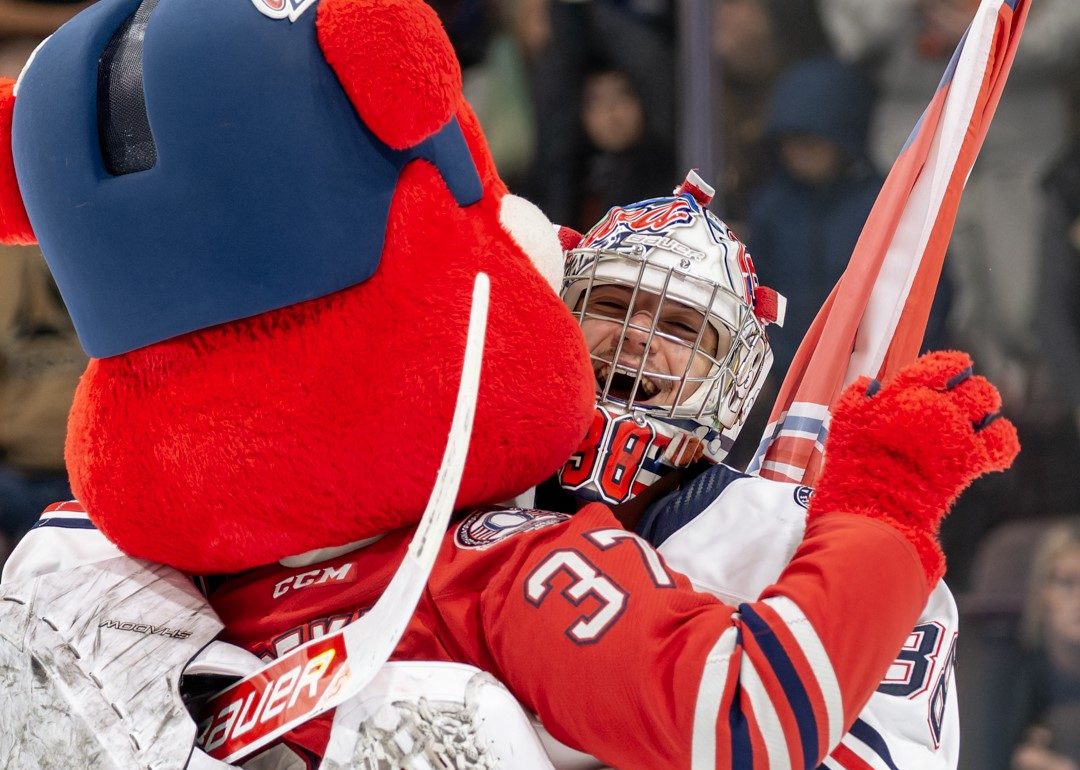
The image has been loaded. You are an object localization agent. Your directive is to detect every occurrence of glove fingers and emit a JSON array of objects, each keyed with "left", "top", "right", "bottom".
[
  {"left": 886, "top": 350, "right": 974, "bottom": 392},
  {"left": 946, "top": 374, "right": 1003, "bottom": 426},
  {"left": 974, "top": 416, "right": 1020, "bottom": 473}
]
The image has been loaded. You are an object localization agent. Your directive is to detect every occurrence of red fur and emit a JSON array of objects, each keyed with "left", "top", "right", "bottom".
[
  {"left": 316, "top": 0, "right": 461, "bottom": 150},
  {"left": 556, "top": 227, "right": 583, "bottom": 252},
  {"left": 69, "top": 148, "right": 595, "bottom": 574},
  {"left": 808, "top": 351, "right": 1020, "bottom": 584},
  {"left": 0, "top": 79, "right": 35, "bottom": 245}
]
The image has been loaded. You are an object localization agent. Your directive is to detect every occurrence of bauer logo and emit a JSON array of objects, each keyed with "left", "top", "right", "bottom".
[
  {"left": 251, "top": 0, "right": 317, "bottom": 22},
  {"left": 198, "top": 638, "right": 347, "bottom": 762},
  {"left": 582, "top": 198, "right": 696, "bottom": 253},
  {"left": 456, "top": 508, "right": 569, "bottom": 549}
]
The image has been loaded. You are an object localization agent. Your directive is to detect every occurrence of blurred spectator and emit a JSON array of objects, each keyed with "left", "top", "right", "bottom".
[
  {"left": 0, "top": 0, "right": 88, "bottom": 568},
  {"left": 0, "top": 247, "right": 86, "bottom": 567},
  {"left": 1037, "top": 146, "right": 1080, "bottom": 443},
  {"left": 743, "top": 57, "right": 882, "bottom": 374},
  {"left": 577, "top": 68, "right": 676, "bottom": 230},
  {"left": 522, "top": 0, "right": 676, "bottom": 225},
  {"left": 957, "top": 518, "right": 1080, "bottom": 770},
  {"left": 1010, "top": 520, "right": 1080, "bottom": 770},
  {"left": 457, "top": 0, "right": 537, "bottom": 188},
  {"left": 817, "top": 0, "right": 1080, "bottom": 408},
  {"left": 713, "top": 0, "right": 831, "bottom": 228}
]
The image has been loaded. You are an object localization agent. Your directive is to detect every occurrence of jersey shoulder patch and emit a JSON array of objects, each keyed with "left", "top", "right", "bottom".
[{"left": 455, "top": 508, "right": 570, "bottom": 550}]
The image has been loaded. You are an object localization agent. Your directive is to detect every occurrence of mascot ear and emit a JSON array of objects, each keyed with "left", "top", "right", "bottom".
[
  {"left": 316, "top": 0, "right": 462, "bottom": 150},
  {"left": 0, "top": 79, "right": 35, "bottom": 245}
]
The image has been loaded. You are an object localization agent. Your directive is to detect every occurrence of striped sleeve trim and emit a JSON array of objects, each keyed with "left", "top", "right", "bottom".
[
  {"left": 743, "top": 604, "right": 816, "bottom": 764},
  {"left": 724, "top": 597, "right": 842, "bottom": 769},
  {"left": 738, "top": 655, "right": 793, "bottom": 769},
  {"left": 739, "top": 611, "right": 813, "bottom": 768},
  {"left": 825, "top": 720, "right": 901, "bottom": 770},
  {"left": 42, "top": 500, "right": 87, "bottom": 515},
  {"left": 693, "top": 597, "right": 846, "bottom": 770},
  {"left": 30, "top": 517, "right": 97, "bottom": 531},
  {"left": 30, "top": 498, "right": 96, "bottom": 529},
  {"left": 30, "top": 501, "right": 95, "bottom": 531},
  {"left": 824, "top": 742, "right": 879, "bottom": 770},
  {"left": 692, "top": 626, "right": 739, "bottom": 770},
  {"left": 30, "top": 498, "right": 95, "bottom": 529},
  {"left": 762, "top": 596, "right": 844, "bottom": 751}
]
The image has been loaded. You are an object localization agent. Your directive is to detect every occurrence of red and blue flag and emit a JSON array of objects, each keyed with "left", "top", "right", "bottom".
[{"left": 749, "top": 0, "right": 1031, "bottom": 484}]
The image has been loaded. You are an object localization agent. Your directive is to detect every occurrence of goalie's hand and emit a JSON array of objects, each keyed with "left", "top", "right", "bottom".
[{"left": 809, "top": 350, "right": 1020, "bottom": 584}]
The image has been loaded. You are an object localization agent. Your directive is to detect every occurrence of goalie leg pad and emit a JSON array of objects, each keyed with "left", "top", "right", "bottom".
[
  {"left": 0, "top": 557, "right": 224, "bottom": 769},
  {"left": 322, "top": 661, "right": 557, "bottom": 770}
]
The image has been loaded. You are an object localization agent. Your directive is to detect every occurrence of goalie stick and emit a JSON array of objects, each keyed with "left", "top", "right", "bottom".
[{"left": 195, "top": 273, "right": 491, "bottom": 764}]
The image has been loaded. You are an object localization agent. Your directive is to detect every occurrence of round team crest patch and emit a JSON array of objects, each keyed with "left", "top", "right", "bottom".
[
  {"left": 794, "top": 485, "right": 813, "bottom": 509},
  {"left": 456, "top": 508, "right": 570, "bottom": 550}
]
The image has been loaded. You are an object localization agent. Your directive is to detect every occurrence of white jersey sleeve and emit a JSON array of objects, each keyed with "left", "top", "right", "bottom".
[
  {"left": 1, "top": 500, "right": 125, "bottom": 583},
  {"left": 646, "top": 466, "right": 959, "bottom": 770}
]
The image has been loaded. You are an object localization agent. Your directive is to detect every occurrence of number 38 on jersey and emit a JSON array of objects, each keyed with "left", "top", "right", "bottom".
[{"left": 558, "top": 409, "right": 658, "bottom": 505}]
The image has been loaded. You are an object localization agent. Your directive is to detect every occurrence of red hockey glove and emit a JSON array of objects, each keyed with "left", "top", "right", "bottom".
[{"left": 809, "top": 350, "right": 1020, "bottom": 585}]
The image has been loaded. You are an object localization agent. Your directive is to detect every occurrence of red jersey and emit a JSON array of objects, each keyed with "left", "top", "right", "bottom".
[{"left": 207, "top": 504, "right": 928, "bottom": 769}]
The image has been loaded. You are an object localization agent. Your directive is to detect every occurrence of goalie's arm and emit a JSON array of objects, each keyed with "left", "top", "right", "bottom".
[{"left": 435, "top": 503, "right": 929, "bottom": 770}]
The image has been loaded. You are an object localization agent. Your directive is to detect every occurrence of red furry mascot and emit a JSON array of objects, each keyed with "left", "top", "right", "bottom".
[{"left": 0, "top": 0, "right": 1016, "bottom": 768}]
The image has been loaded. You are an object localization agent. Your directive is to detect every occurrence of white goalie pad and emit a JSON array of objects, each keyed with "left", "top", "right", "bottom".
[
  {"left": 321, "top": 661, "right": 556, "bottom": 770},
  {"left": 0, "top": 556, "right": 224, "bottom": 769}
]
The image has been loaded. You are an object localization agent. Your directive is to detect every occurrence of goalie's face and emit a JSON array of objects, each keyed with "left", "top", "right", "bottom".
[{"left": 579, "top": 284, "right": 729, "bottom": 408}]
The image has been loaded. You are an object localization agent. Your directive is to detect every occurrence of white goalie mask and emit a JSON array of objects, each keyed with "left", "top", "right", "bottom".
[{"left": 558, "top": 171, "right": 786, "bottom": 505}]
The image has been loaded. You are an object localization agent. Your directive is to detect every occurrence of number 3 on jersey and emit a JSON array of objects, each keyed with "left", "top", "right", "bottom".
[
  {"left": 558, "top": 409, "right": 655, "bottom": 504},
  {"left": 525, "top": 530, "right": 675, "bottom": 643}
]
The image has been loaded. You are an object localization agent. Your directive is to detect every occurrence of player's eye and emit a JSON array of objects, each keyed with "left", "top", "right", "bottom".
[
  {"left": 663, "top": 317, "right": 702, "bottom": 340},
  {"left": 589, "top": 299, "right": 627, "bottom": 314}
]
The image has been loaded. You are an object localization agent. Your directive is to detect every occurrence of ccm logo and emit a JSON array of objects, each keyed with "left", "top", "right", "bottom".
[{"left": 273, "top": 564, "right": 355, "bottom": 598}]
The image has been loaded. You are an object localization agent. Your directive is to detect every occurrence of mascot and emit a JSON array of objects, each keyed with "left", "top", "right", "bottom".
[{"left": 0, "top": 0, "right": 1017, "bottom": 768}]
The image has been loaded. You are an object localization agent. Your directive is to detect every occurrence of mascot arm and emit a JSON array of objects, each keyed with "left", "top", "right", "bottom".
[{"left": 431, "top": 503, "right": 925, "bottom": 770}]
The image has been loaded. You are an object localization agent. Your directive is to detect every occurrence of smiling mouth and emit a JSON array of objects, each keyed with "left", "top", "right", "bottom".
[{"left": 595, "top": 364, "right": 662, "bottom": 401}]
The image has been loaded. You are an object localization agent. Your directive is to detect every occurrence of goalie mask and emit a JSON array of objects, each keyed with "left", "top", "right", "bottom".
[{"left": 558, "top": 171, "right": 786, "bottom": 505}]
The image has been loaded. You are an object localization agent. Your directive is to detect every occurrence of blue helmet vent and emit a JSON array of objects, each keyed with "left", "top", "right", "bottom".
[{"left": 97, "top": 0, "right": 161, "bottom": 175}]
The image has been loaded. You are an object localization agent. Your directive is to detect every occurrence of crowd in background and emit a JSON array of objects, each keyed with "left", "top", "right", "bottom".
[{"left": 1, "top": 0, "right": 1078, "bottom": 768}]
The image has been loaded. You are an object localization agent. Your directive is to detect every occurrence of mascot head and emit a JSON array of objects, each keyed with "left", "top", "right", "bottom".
[{"left": 0, "top": 0, "right": 594, "bottom": 573}]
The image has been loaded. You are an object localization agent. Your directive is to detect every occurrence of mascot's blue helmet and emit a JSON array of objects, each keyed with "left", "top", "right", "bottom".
[{"left": 12, "top": 0, "right": 481, "bottom": 357}]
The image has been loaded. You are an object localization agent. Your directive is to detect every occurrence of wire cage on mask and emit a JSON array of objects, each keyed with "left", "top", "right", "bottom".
[{"left": 563, "top": 244, "right": 771, "bottom": 434}]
